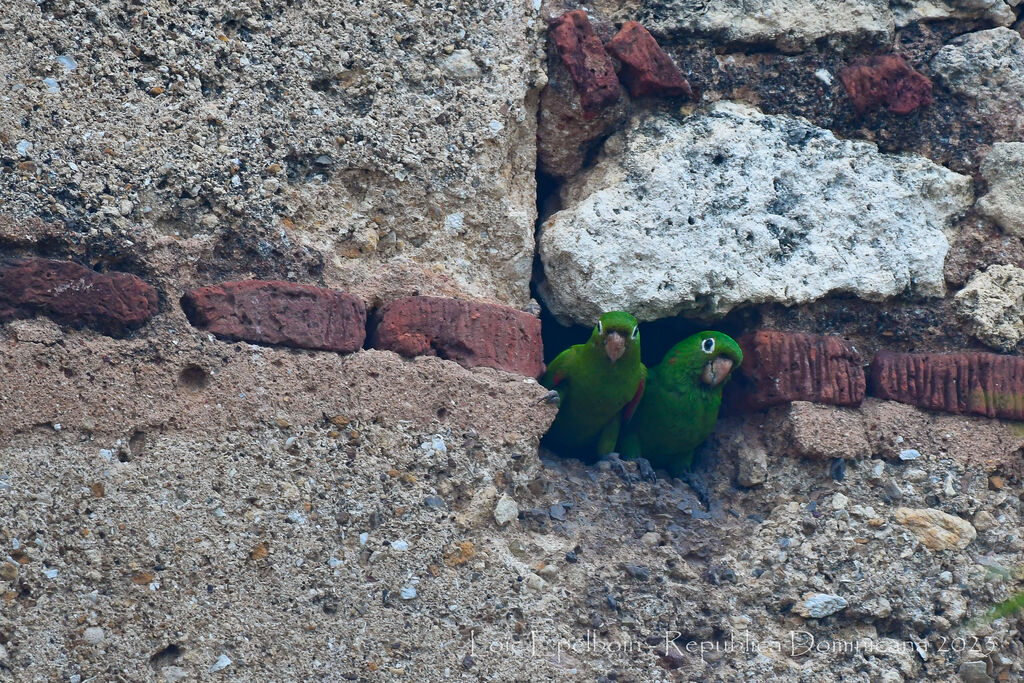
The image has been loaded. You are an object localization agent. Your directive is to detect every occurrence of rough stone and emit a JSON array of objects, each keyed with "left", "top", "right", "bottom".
[
  {"left": 977, "top": 142, "right": 1024, "bottom": 236},
  {"left": 161, "top": 667, "right": 189, "bottom": 683},
  {"left": 728, "top": 330, "right": 866, "bottom": 410},
  {"left": 535, "top": 91, "right": 622, "bottom": 180},
  {"left": 548, "top": 503, "right": 567, "bottom": 521},
  {"left": 538, "top": 103, "right": 972, "bottom": 324},
  {"left": 82, "top": 627, "right": 104, "bottom": 646},
  {"left": 893, "top": 507, "right": 977, "bottom": 551},
  {"left": 369, "top": 296, "right": 544, "bottom": 377},
  {"left": 858, "top": 398, "right": 1024, "bottom": 472},
  {"left": 591, "top": 0, "right": 1018, "bottom": 52},
  {"left": 728, "top": 395, "right": 1024, "bottom": 474},
  {"left": 0, "top": 258, "right": 158, "bottom": 335},
  {"left": 931, "top": 28, "right": 1024, "bottom": 140},
  {"left": 604, "top": 22, "right": 692, "bottom": 99},
  {"left": 794, "top": 593, "right": 849, "bottom": 619},
  {"left": 443, "top": 541, "right": 477, "bottom": 568},
  {"left": 548, "top": 10, "right": 621, "bottom": 118},
  {"left": 536, "top": 10, "right": 627, "bottom": 179},
  {"left": 537, "top": 34, "right": 628, "bottom": 179},
  {"left": 493, "top": 494, "right": 519, "bottom": 526},
  {"left": 456, "top": 485, "right": 500, "bottom": 528},
  {"left": 785, "top": 402, "right": 872, "bottom": 461},
  {"left": 555, "top": 12, "right": 1013, "bottom": 177},
  {"left": 839, "top": 54, "right": 933, "bottom": 115},
  {"left": 735, "top": 443, "right": 768, "bottom": 487},
  {"left": 181, "top": 280, "right": 366, "bottom": 353},
  {"left": 953, "top": 264, "right": 1024, "bottom": 351},
  {"left": 895, "top": 0, "right": 1020, "bottom": 26},
  {"left": 870, "top": 349, "right": 1024, "bottom": 420},
  {"left": 0, "top": 326, "right": 555, "bottom": 442},
  {"left": 0, "top": 563, "right": 18, "bottom": 582},
  {"left": 8, "top": 317, "right": 63, "bottom": 345},
  {"left": 440, "top": 50, "right": 482, "bottom": 80},
  {"left": 973, "top": 509, "right": 997, "bottom": 532},
  {"left": 593, "top": 0, "right": 894, "bottom": 53},
  {"left": 0, "top": 0, "right": 542, "bottom": 308},
  {"left": 3, "top": 377, "right": 1024, "bottom": 680},
  {"left": 957, "top": 661, "right": 992, "bottom": 683},
  {"left": 210, "top": 654, "right": 232, "bottom": 673},
  {"left": 944, "top": 219, "right": 1024, "bottom": 289}
]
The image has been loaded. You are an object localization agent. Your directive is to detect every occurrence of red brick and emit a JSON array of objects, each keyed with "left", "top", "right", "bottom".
[
  {"left": 549, "top": 10, "right": 621, "bottom": 119},
  {"left": 839, "top": 54, "right": 933, "bottom": 115},
  {"left": 728, "top": 330, "right": 866, "bottom": 411},
  {"left": 182, "top": 280, "right": 366, "bottom": 353},
  {"left": 370, "top": 296, "right": 543, "bottom": 377},
  {"left": 0, "top": 258, "right": 158, "bottom": 334},
  {"left": 870, "top": 350, "right": 1024, "bottom": 420},
  {"left": 605, "top": 22, "right": 693, "bottom": 99}
]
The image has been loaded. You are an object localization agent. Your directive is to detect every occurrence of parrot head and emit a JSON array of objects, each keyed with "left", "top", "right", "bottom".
[
  {"left": 588, "top": 311, "right": 640, "bottom": 364},
  {"left": 665, "top": 331, "right": 743, "bottom": 389}
]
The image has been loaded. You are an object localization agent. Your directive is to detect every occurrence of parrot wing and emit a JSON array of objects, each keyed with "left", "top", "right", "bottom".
[
  {"left": 541, "top": 345, "right": 577, "bottom": 389},
  {"left": 621, "top": 364, "right": 647, "bottom": 422}
]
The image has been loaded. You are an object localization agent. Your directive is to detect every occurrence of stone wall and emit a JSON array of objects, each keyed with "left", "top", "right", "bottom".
[{"left": 2, "top": 0, "right": 1024, "bottom": 681}]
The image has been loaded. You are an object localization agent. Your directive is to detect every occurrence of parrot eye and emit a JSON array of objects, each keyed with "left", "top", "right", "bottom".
[
  {"left": 597, "top": 320, "right": 604, "bottom": 335},
  {"left": 631, "top": 326, "right": 639, "bottom": 340},
  {"left": 702, "top": 337, "right": 715, "bottom": 354}
]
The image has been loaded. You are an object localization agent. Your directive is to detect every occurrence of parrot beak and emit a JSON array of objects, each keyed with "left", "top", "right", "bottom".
[
  {"left": 701, "top": 357, "right": 734, "bottom": 387},
  {"left": 604, "top": 332, "right": 626, "bottom": 363}
]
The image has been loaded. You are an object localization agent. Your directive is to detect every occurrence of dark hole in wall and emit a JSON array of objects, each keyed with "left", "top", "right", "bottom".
[
  {"left": 536, "top": 299, "right": 758, "bottom": 368},
  {"left": 535, "top": 170, "right": 563, "bottom": 225},
  {"left": 129, "top": 430, "right": 147, "bottom": 457},
  {"left": 149, "top": 644, "right": 182, "bottom": 668},
  {"left": 178, "top": 365, "right": 210, "bottom": 390},
  {"left": 533, "top": 284, "right": 761, "bottom": 459}
]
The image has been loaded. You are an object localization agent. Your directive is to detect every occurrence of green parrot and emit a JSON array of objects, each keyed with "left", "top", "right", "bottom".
[
  {"left": 541, "top": 311, "right": 646, "bottom": 462},
  {"left": 618, "top": 331, "right": 742, "bottom": 475}
]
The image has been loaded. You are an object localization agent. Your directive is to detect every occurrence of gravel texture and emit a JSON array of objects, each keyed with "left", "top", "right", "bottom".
[
  {"left": 0, "top": 0, "right": 544, "bottom": 306},
  {"left": 2, "top": 401, "right": 1023, "bottom": 681}
]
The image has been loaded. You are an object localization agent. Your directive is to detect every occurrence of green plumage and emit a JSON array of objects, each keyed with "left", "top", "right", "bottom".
[
  {"left": 618, "top": 331, "right": 742, "bottom": 474},
  {"left": 541, "top": 311, "right": 646, "bottom": 462}
]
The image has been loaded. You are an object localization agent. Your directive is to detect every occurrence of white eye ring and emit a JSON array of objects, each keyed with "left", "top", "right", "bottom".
[
  {"left": 631, "top": 325, "right": 639, "bottom": 340},
  {"left": 597, "top": 320, "right": 603, "bottom": 335},
  {"left": 702, "top": 337, "right": 715, "bottom": 354}
]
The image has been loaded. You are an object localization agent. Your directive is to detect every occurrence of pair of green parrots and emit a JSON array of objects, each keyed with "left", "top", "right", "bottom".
[{"left": 540, "top": 311, "right": 742, "bottom": 475}]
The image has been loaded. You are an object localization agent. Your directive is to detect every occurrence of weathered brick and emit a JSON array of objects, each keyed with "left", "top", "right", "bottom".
[
  {"left": 0, "top": 258, "right": 158, "bottom": 334},
  {"left": 182, "top": 280, "right": 366, "bottom": 353},
  {"left": 604, "top": 22, "right": 693, "bottom": 99},
  {"left": 839, "top": 54, "right": 933, "bottom": 115},
  {"left": 549, "top": 10, "right": 621, "bottom": 119},
  {"left": 870, "top": 350, "right": 1024, "bottom": 420},
  {"left": 538, "top": 12, "right": 628, "bottom": 178},
  {"left": 728, "top": 330, "right": 866, "bottom": 411},
  {"left": 370, "top": 296, "right": 543, "bottom": 377}
]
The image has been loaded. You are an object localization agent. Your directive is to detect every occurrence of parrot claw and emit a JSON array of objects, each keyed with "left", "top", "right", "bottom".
[
  {"left": 601, "top": 452, "right": 633, "bottom": 489},
  {"left": 635, "top": 458, "right": 658, "bottom": 483},
  {"left": 680, "top": 470, "right": 712, "bottom": 511},
  {"left": 538, "top": 390, "right": 561, "bottom": 405}
]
